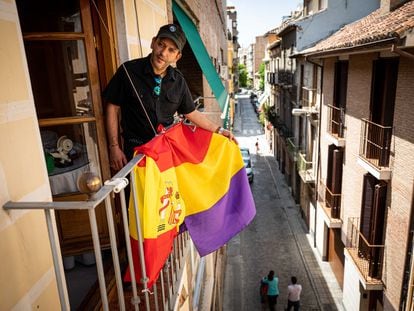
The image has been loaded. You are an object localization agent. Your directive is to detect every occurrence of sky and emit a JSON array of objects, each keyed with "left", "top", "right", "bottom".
[{"left": 228, "top": 0, "right": 302, "bottom": 47}]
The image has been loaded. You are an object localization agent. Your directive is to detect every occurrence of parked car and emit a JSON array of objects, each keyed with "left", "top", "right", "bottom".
[
  {"left": 240, "top": 147, "right": 254, "bottom": 183},
  {"left": 237, "top": 88, "right": 248, "bottom": 95},
  {"left": 250, "top": 91, "right": 257, "bottom": 103}
]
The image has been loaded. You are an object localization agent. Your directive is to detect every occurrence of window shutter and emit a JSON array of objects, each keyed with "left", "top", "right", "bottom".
[
  {"left": 331, "top": 148, "right": 343, "bottom": 218},
  {"left": 371, "top": 182, "right": 387, "bottom": 245},
  {"left": 360, "top": 174, "right": 376, "bottom": 240},
  {"left": 326, "top": 144, "right": 335, "bottom": 189},
  {"left": 369, "top": 181, "right": 387, "bottom": 277}
]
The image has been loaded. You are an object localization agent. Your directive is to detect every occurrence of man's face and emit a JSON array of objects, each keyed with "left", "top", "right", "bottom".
[{"left": 150, "top": 37, "right": 182, "bottom": 75}]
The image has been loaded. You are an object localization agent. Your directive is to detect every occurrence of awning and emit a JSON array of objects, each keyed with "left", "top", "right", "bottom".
[
  {"left": 221, "top": 96, "right": 230, "bottom": 128},
  {"left": 173, "top": 1, "right": 228, "bottom": 113}
]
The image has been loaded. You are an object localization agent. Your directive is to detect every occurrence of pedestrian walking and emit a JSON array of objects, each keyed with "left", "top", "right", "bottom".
[
  {"left": 262, "top": 270, "right": 279, "bottom": 311},
  {"left": 255, "top": 139, "right": 260, "bottom": 154},
  {"left": 287, "top": 276, "right": 302, "bottom": 311}
]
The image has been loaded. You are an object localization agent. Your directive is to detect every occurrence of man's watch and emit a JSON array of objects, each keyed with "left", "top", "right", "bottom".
[{"left": 216, "top": 126, "right": 225, "bottom": 135}]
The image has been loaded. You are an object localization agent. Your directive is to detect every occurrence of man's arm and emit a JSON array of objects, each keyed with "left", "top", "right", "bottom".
[
  {"left": 184, "top": 110, "right": 237, "bottom": 143},
  {"left": 106, "top": 103, "right": 127, "bottom": 170}
]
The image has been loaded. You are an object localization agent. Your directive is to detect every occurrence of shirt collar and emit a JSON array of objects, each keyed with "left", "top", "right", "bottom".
[{"left": 144, "top": 54, "right": 177, "bottom": 81}]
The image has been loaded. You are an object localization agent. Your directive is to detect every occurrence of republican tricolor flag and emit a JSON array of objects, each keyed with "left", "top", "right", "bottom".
[{"left": 125, "top": 122, "right": 256, "bottom": 287}]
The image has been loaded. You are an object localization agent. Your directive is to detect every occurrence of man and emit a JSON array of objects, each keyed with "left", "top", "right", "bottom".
[
  {"left": 104, "top": 24, "right": 234, "bottom": 171},
  {"left": 287, "top": 276, "right": 302, "bottom": 311}
]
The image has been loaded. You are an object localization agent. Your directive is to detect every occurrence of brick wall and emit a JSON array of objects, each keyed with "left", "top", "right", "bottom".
[
  {"left": 175, "top": 0, "right": 227, "bottom": 123},
  {"left": 323, "top": 50, "right": 414, "bottom": 308},
  {"left": 340, "top": 53, "right": 374, "bottom": 243},
  {"left": 382, "top": 51, "right": 414, "bottom": 309},
  {"left": 178, "top": 43, "right": 203, "bottom": 99},
  {"left": 320, "top": 58, "right": 335, "bottom": 183}
]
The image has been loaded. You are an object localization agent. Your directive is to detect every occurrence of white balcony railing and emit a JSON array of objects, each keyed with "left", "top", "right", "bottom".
[
  {"left": 297, "top": 151, "right": 315, "bottom": 183},
  {"left": 301, "top": 87, "right": 316, "bottom": 108},
  {"left": 4, "top": 155, "right": 196, "bottom": 311}
]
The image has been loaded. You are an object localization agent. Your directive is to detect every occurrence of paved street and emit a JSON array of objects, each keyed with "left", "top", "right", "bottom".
[{"left": 223, "top": 95, "right": 343, "bottom": 311}]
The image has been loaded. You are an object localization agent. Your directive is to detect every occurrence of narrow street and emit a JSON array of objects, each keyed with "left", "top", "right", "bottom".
[{"left": 223, "top": 95, "right": 343, "bottom": 311}]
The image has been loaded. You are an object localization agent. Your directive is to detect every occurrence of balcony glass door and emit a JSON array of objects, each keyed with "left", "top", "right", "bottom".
[{"left": 16, "top": 0, "right": 111, "bottom": 256}]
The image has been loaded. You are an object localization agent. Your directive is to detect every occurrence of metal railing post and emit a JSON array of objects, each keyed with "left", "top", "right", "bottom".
[
  {"left": 119, "top": 189, "right": 140, "bottom": 310},
  {"left": 88, "top": 208, "right": 109, "bottom": 311},
  {"left": 104, "top": 196, "right": 125, "bottom": 310},
  {"left": 44, "top": 209, "right": 70, "bottom": 311}
]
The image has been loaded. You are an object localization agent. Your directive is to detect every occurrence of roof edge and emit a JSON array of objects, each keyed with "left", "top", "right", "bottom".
[{"left": 300, "top": 37, "right": 399, "bottom": 58}]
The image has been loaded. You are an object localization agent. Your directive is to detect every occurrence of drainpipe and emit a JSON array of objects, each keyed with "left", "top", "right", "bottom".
[
  {"left": 305, "top": 56, "right": 323, "bottom": 249},
  {"left": 391, "top": 44, "right": 414, "bottom": 61}
]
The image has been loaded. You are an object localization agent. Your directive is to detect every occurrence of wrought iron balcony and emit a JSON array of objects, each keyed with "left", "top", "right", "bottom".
[
  {"left": 317, "top": 180, "right": 342, "bottom": 224},
  {"left": 278, "top": 124, "right": 292, "bottom": 138},
  {"left": 3, "top": 155, "right": 206, "bottom": 311},
  {"left": 297, "top": 151, "right": 315, "bottom": 183},
  {"left": 327, "top": 104, "right": 345, "bottom": 139},
  {"left": 286, "top": 137, "right": 297, "bottom": 159},
  {"left": 278, "top": 70, "right": 294, "bottom": 86},
  {"left": 267, "top": 72, "right": 279, "bottom": 85},
  {"left": 346, "top": 217, "right": 384, "bottom": 289},
  {"left": 359, "top": 118, "right": 393, "bottom": 169}
]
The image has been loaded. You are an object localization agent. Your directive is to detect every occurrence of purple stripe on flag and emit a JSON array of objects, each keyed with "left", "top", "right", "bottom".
[{"left": 184, "top": 168, "right": 256, "bottom": 256}]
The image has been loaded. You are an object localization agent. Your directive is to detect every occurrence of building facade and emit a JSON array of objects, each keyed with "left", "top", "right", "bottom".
[
  {"left": 226, "top": 6, "right": 240, "bottom": 129},
  {"left": 303, "top": 0, "right": 414, "bottom": 309}
]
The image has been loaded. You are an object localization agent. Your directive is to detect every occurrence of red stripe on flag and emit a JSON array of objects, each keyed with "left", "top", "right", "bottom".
[
  {"left": 124, "top": 228, "right": 178, "bottom": 288},
  {"left": 135, "top": 123, "right": 213, "bottom": 171}
]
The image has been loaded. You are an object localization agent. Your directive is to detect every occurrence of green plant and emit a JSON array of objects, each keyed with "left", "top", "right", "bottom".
[
  {"left": 258, "top": 63, "right": 265, "bottom": 91},
  {"left": 259, "top": 110, "right": 265, "bottom": 126},
  {"left": 263, "top": 104, "right": 279, "bottom": 126},
  {"left": 238, "top": 64, "right": 248, "bottom": 88}
]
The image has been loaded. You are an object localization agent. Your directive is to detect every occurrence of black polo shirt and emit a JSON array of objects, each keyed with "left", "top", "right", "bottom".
[{"left": 103, "top": 55, "right": 195, "bottom": 159}]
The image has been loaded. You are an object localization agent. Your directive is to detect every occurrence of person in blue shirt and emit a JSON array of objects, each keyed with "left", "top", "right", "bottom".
[{"left": 262, "top": 270, "right": 279, "bottom": 311}]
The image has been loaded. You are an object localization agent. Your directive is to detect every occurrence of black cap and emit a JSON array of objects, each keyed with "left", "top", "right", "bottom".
[{"left": 156, "top": 24, "right": 186, "bottom": 51}]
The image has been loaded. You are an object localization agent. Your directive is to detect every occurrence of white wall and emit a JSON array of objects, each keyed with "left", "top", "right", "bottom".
[
  {"left": 316, "top": 205, "right": 327, "bottom": 258},
  {"left": 296, "top": 0, "right": 379, "bottom": 51},
  {"left": 343, "top": 251, "right": 362, "bottom": 310}
]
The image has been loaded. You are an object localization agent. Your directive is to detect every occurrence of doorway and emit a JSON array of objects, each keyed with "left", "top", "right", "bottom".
[{"left": 16, "top": 0, "right": 118, "bottom": 307}]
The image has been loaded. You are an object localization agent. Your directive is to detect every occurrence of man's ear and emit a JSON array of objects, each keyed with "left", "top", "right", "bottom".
[
  {"left": 150, "top": 37, "right": 156, "bottom": 49},
  {"left": 174, "top": 52, "right": 182, "bottom": 62}
]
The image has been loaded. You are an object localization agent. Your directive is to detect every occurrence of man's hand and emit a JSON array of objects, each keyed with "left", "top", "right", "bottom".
[
  {"left": 185, "top": 110, "right": 238, "bottom": 144},
  {"left": 217, "top": 127, "right": 238, "bottom": 144},
  {"left": 109, "top": 145, "right": 127, "bottom": 171}
]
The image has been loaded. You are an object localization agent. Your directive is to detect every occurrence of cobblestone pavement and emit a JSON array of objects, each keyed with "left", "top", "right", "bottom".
[{"left": 222, "top": 95, "right": 343, "bottom": 311}]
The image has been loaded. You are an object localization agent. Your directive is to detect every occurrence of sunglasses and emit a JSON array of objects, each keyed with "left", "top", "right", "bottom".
[{"left": 153, "top": 76, "right": 162, "bottom": 96}]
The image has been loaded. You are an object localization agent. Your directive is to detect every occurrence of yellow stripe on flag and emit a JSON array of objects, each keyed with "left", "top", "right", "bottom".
[{"left": 175, "top": 135, "right": 244, "bottom": 215}]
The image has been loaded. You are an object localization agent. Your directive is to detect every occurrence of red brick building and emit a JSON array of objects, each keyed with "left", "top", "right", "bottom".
[{"left": 303, "top": 0, "right": 414, "bottom": 309}]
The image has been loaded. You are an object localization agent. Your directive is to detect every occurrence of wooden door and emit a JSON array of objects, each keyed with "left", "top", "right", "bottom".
[
  {"left": 16, "top": 0, "right": 114, "bottom": 256},
  {"left": 328, "top": 228, "right": 344, "bottom": 289}
]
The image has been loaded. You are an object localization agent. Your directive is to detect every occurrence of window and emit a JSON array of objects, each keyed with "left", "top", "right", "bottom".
[
  {"left": 359, "top": 173, "right": 387, "bottom": 277},
  {"left": 326, "top": 145, "right": 343, "bottom": 217},
  {"left": 16, "top": 0, "right": 113, "bottom": 258},
  {"left": 17, "top": 0, "right": 108, "bottom": 190},
  {"left": 370, "top": 58, "right": 398, "bottom": 127},
  {"left": 318, "top": 0, "right": 328, "bottom": 11}
]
